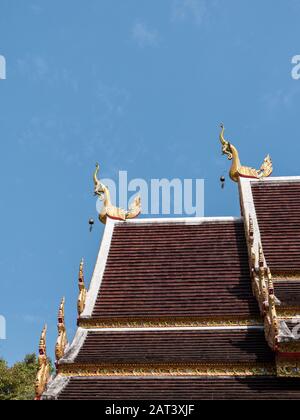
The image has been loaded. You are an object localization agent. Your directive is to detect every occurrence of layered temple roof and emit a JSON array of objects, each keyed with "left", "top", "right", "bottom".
[{"left": 39, "top": 176, "right": 300, "bottom": 400}]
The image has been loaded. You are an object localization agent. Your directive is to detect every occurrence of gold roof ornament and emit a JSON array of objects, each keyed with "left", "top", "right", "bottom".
[
  {"left": 248, "top": 214, "right": 254, "bottom": 247},
  {"left": 77, "top": 258, "right": 87, "bottom": 316},
  {"left": 55, "top": 298, "right": 68, "bottom": 362},
  {"left": 35, "top": 325, "right": 50, "bottom": 400},
  {"left": 219, "top": 124, "right": 273, "bottom": 182},
  {"left": 93, "top": 163, "right": 141, "bottom": 224}
]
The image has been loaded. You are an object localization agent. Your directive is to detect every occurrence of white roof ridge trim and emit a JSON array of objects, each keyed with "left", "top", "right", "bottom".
[
  {"left": 249, "top": 176, "right": 300, "bottom": 183},
  {"left": 114, "top": 216, "right": 243, "bottom": 225},
  {"left": 77, "top": 326, "right": 264, "bottom": 332}
]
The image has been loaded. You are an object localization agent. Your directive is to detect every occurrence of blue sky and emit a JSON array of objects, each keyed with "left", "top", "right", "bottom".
[{"left": 0, "top": 0, "right": 300, "bottom": 364}]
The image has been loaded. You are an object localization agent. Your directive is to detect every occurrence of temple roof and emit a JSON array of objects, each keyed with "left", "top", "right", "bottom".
[
  {"left": 53, "top": 377, "right": 300, "bottom": 400},
  {"left": 90, "top": 218, "right": 259, "bottom": 321},
  {"left": 40, "top": 176, "right": 300, "bottom": 400}
]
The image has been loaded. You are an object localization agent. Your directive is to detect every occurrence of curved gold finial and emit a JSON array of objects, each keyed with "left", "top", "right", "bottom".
[
  {"left": 55, "top": 298, "right": 68, "bottom": 362},
  {"left": 77, "top": 258, "right": 87, "bottom": 316},
  {"left": 93, "top": 163, "right": 101, "bottom": 191},
  {"left": 35, "top": 325, "right": 50, "bottom": 400},
  {"left": 219, "top": 124, "right": 273, "bottom": 182},
  {"left": 93, "top": 163, "right": 141, "bottom": 224}
]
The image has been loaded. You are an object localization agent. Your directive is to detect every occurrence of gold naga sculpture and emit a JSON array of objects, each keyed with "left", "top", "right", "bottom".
[
  {"left": 93, "top": 163, "right": 141, "bottom": 224},
  {"left": 55, "top": 298, "right": 68, "bottom": 361},
  {"left": 219, "top": 124, "right": 273, "bottom": 182},
  {"left": 35, "top": 325, "right": 50, "bottom": 400},
  {"left": 77, "top": 258, "right": 87, "bottom": 316}
]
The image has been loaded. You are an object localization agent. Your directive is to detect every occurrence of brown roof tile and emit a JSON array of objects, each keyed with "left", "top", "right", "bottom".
[
  {"left": 92, "top": 221, "right": 259, "bottom": 319},
  {"left": 74, "top": 329, "right": 273, "bottom": 364},
  {"left": 57, "top": 377, "right": 300, "bottom": 400},
  {"left": 275, "top": 281, "right": 300, "bottom": 307},
  {"left": 252, "top": 182, "right": 300, "bottom": 273}
]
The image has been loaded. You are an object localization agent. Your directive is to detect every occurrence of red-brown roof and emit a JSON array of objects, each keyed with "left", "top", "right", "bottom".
[
  {"left": 274, "top": 281, "right": 300, "bottom": 307},
  {"left": 74, "top": 329, "right": 273, "bottom": 364},
  {"left": 252, "top": 181, "right": 300, "bottom": 274},
  {"left": 56, "top": 377, "right": 300, "bottom": 400},
  {"left": 92, "top": 220, "right": 259, "bottom": 319}
]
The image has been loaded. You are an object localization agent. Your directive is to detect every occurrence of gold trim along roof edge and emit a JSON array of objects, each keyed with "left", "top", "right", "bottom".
[
  {"left": 57, "top": 362, "right": 276, "bottom": 378},
  {"left": 77, "top": 317, "right": 264, "bottom": 329}
]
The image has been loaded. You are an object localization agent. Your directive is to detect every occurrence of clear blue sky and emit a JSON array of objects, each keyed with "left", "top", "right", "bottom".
[{"left": 0, "top": 0, "right": 300, "bottom": 365}]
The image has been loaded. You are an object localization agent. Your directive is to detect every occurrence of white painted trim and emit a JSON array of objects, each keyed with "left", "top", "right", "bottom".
[
  {"left": 238, "top": 177, "right": 265, "bottom": 267},
  {"left": 77, "top": 326, "right": 264, "bottom": 332},
  {"left": 82, "top": 218, "right": 116, "bottom": 317},
  {"left": 42, "top": 376, "right": 70, "bottom": 400},
  {"left": 250, "top": 176, "right": 300, "bottom": 183},
  {"left": 59, "top": 328, "right": 88, "bottom": 364},
  {"left": 115, "top": 216, "right": 243, "bottom": 225}
]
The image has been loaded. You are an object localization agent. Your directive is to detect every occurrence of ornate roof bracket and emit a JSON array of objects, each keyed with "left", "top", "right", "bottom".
[
  {"left": 77, "top": 258, "right": 87, "bottom": 317},
  {"left": 248, "top": 214, "right": 254, "bottom": 247},
  {"left": 219, "top": 124, "right": 273, "bottom": 182},
  {"left": 264, "top": 268, "right": 280, "bottom": 351},
  {"left": 55, "top": 298, "right": 69, "bottom": 363},
  {"left": 35, "top": 325, "right": 50, "bottom": 400},
  {"left": 258, "top": 245, "right": 268, "bottom": 312},
  {"left": 93, "top": 163, "right": 141, "bottom": 224}
]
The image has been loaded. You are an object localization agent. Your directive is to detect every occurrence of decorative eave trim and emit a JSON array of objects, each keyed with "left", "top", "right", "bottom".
[
  {"left": 74, "top": 325, "right": 264, "bottom": 333},
  {"left": 277, "top": 309, "right": 300, "bottom": 318},
  {"left": 276, "top": 355, "right": 300, "bottom": 378},
  {"left": 273, "top": 274, "right": 300, "bottom": 280},
  {"left": 82, "top": 217, "right": 115, "bottom": 317},
  {"left": 78, "top": 317, "right": 263, "bottom": 329},
  {"left": 57, "top": 362, "right": 276, "bottom": 378}
]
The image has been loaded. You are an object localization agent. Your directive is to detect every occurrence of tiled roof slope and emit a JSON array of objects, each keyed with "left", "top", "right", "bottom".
[
  {"left": 92, "top": 220, "right": 260, "bottom": 319},
  {"left": 56, "top": 377, "right": 300, "bottom": 400},
  {"left": 252, "top": 181, "right": 300, "bottom": 274},
  {"left": 274, "top": 281, "right": 300, "bottom": 307},
  {"left": 74, "top": 329, "right": 273, "bottom": 364}
]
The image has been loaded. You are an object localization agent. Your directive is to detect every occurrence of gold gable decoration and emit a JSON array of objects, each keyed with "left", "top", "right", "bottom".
[
  {"left": 93, "top": 163, "right": 141, "bottom": 224},
  {"left": 35, "top": 325, "right": 50, "bottom": 400},
  {"left": 77, "top": 258, "right": 87, "bottom": 316},
  {"left": 219, "top": 124, "right": 273, "bottom": 182},
  {"left": 55, "top": 298, "right": 68, "bottom": 362}
]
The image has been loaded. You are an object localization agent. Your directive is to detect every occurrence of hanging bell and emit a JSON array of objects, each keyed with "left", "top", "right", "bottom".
[
  {"left": 220, "top": 176, "right": 225, "bottom": 189},
  {"left": 88, "top": 218, "right": 95, "bottom": 232}
]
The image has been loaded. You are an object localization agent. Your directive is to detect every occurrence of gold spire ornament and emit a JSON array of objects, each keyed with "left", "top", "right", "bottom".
[
  {"left": 77, "top": 258, "right": 87, "bottom": 316},
  {"left": 35, "top": 325, "right": 50, "bottom": 400},
  {"left": 219, "top": 124, "right": 273, "bottom": 182},
  {"left": 55, "top": 298, "right": 68, "bottom": 362},
  {"left": 93, "top": 163, "right": 141, "bottom": 224}
]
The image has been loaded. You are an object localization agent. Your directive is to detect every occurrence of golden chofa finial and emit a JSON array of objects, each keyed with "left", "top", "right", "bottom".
[
  {"left": 77, "top": 258, "right": 87, "bottom": 316},
  {"left": 219, "top": 124, "right": 273, "bottom": 182},
  {"left": 35, "top": 325, "right": 50, "bottom": 400},
  {"left": 93, "top": 163, "right": 141, "bottom": 224},
  {"left": 55, "top": 298, "right": 68, "bottom": 362}
]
